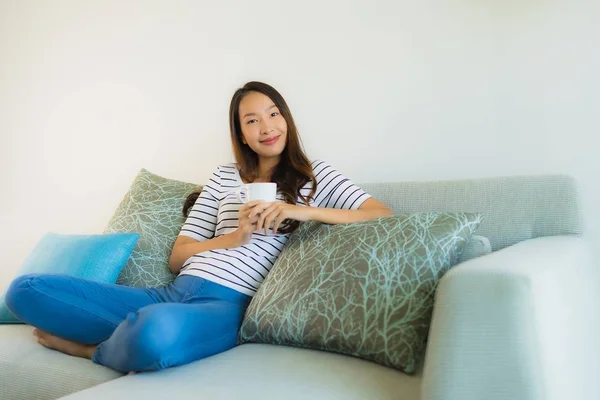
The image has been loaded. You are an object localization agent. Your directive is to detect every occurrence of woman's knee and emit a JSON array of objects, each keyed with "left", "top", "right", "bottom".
[
  {"left": 124, "top": 306, "right": 181, "bottom": 367},
  {"left": 99, "top": 303, "right": 243, "bottom": 372},
  {"left": 4, "top": 273, "right": 42, "bottom": 314}
]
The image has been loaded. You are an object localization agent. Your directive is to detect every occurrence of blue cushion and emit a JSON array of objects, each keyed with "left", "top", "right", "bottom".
[{"left": 0, "top": 232, "right": 140, "bottom": 324}]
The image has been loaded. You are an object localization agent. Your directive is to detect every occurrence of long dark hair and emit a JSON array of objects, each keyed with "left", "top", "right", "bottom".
[{"left": 183, "top": 82, "right": 316, "bottom": 234}]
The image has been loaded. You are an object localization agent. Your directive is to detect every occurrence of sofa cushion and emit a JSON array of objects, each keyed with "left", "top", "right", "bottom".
[
  {"left": 0, "top": 325, "right": 122, "bottom": 400},
  {"left": 239, "top": 213, "right": 481, "bottom": 374},
  {"left": 0, "top": 233, "right": 139, "bottom": 324},
  {"left": 105, "top": 168, "right": 201, "bottom": 288},
  {"left": 460, "top": 234, "right": 492, "bottom": 262},
  {"left": 359, "top": 175, "right": 582, "bottom": 252},
  {"left": 59, "top": 343, "right": 420, "bottom": 400}
]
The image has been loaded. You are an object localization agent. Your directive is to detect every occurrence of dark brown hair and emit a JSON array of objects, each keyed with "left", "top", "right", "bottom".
[{"left": 183, "top": 82, "right": 316, "bottom": 234}]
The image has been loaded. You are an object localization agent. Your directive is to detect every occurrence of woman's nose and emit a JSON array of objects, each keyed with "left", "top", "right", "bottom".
[{"left": 260, "top": 120, "right": 275, "bottom": 134}]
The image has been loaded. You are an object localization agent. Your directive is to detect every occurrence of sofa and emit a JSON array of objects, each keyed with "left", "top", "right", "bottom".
[{"left": 0, "top": 174, "right": 594, "bottom": 400}]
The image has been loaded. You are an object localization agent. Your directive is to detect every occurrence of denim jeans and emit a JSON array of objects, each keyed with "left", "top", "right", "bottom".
[{"left": 5, "top": 273, "right": 251, "bottom": 373}]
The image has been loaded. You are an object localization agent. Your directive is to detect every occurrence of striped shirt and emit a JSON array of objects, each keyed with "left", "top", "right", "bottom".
[{"left": 177, "top": 160, "right": 372, "bottom": 296}]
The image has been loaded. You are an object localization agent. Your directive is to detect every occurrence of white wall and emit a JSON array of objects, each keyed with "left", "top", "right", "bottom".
[{"left": 1, "top": 1, "right": 598, "bottom": 283}]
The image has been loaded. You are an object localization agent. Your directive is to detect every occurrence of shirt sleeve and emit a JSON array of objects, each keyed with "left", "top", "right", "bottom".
[
  {"left": 178, "top": 166, "right": 221, "bottom": 241},
  {"left": 311, "top": 160, "right": 372, "bottom": 210}
]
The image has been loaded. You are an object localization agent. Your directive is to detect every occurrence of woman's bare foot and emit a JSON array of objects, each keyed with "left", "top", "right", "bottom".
[{"left": 33, "top": 328, "right": 96, "bottom": 359}]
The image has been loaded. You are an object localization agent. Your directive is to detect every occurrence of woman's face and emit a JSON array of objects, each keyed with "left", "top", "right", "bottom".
[{"left": 238, "top": 91, "right": 287, "bottom": 160}]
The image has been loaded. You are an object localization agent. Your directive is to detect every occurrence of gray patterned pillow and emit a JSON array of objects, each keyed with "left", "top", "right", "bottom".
[
  {"left": 104, "top": 169, "right": 201, "bottom": 287},
  {"left": 239, "top": 213, "right": 482, "bottom": 374}
]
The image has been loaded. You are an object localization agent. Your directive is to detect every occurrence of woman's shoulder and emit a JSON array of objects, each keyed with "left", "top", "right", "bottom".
[
  {"left": 210, "top": 162, "right": 238, "bottom": 175},
  {"left": 204, "top": 163, "right": 240, "bottom": 188},
  {"left": 310, "top": 159, "right": 329, "bottom": 169},
  {"left": 217, "top": 162, "right": 238, "bottom": 170},
  {"left": 310, "top": 159, "right": 338, "bottom": 175}
]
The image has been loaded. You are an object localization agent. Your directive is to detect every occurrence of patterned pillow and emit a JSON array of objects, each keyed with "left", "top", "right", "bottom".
[
  {"left": 239, "top": 213, "right": 482, "bottom": 374},
  {"left": 104, "top": 169, "right": 201, "bottom": 287}
]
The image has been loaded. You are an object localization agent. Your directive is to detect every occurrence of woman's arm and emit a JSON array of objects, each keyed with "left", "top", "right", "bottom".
[
  {"left": 256, "top": 162, "right": 393, "bottom": 233},
  {"left": 170, "top": 200, "right": 264, "bottom": 274},
  {"left": 255, "top": 198, "right": 394, "bottom": 234},
  {"left": 171, "top": 165, "right": 228, "bottom": 274},
  {"left": 307, "top": 197, "right": 393, "bottom": 225},
  {"left": 169, "top": 234, "right": 239, "bottom": 274}
]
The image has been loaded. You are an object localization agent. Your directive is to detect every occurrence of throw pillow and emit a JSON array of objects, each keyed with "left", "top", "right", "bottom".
[
  {"left": 0, "top": 232, "right": 139, "bottom": 324},
  {"left": 104, "top": 169, "right": 201, "bottom": 288},
  {"left": 460, "top": 234, "right": 492, "bottom": 262},
  {"left": 239, "top": 212, "right": 482, "bottom": 374}
]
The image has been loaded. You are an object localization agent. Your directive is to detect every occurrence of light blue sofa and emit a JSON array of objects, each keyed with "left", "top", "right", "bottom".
[{"left": 1, "top": 174, "right": 593, "bottom": 400}]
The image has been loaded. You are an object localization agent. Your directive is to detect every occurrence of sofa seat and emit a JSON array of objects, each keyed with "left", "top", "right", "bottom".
[
  {"left": 60, "top": 343, "right": 421, "bottom": 400},
  {"left": 0, "top": 324, "right": 122, "bottom": 400}
]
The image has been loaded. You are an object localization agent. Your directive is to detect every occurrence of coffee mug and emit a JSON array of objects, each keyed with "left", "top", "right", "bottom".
[{"left": 236, "top": 182, "right": 277, "bottom": 203}]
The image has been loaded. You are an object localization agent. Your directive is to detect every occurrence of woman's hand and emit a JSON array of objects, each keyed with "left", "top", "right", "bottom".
[
  {"left": 254, "top": 202, "right": 313, "bottom": 234},
  {"left": 231, "top": 200, "right": 263, "bottom": 246}
]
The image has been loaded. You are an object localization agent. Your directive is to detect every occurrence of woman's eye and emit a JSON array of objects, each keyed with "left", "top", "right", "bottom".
[
  {"left": 247, "top": 119, "right": 258, "bottom": 124},
  {"left": 271, "top": 112, "right": 280, "bottom": 117}
]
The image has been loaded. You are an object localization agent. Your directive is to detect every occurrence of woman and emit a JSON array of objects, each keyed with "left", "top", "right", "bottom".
[{"left": 5, "top": 82, "right": 393, "bottom": 373}]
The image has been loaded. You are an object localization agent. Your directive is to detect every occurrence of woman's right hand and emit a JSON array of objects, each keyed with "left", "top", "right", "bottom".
[{"left": 231, "top": 200, "right": 265, "bottom": 247}]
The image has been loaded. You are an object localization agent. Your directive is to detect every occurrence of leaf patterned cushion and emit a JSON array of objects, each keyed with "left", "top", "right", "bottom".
[
  {"left": 239, "top": 212, "right": 482, "bottom": 374},
  {"left": 104, "top": 169, "right": 201, "bottom": 288}
]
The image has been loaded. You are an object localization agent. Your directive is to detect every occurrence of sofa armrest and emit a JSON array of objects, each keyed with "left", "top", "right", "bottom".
[{"left": 421, "top": 236, "right": 599, "bottom": 400}]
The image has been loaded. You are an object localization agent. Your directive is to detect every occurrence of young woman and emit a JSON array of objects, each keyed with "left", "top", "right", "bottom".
[{"left": 5, "top": 82, "right": 393, "bottom": 373}]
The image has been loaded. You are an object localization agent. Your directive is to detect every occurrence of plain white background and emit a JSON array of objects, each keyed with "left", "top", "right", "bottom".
[{"left": 1, "top": 1, "right": 598, "bottom": 286}]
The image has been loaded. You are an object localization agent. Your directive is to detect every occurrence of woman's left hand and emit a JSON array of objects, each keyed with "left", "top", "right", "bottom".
[{"left": 252, "top": 202, "right": 312, "bottom": 234}]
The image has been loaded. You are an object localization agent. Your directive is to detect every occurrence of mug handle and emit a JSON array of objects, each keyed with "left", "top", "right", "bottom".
[{"left": 236, "top": 185, "right": 249, "bottom": 203}]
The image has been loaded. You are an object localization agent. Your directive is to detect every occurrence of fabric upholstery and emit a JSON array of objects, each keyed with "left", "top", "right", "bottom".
[
  {"left": 240, "top": 213, "right": 481, "bottom": 374},
  {"left": 460, "top": 235, "right": 492, "bottom": 262},
  {"left": 359, "top": 175, "right": 582, "bottom": 252},
  {"left": 59, "top": 343, "right": 421, "bottom": 400},
  {"left": 421, "top": 236, "right": 595, "bottom": 400},
  {"left": 105, "top": 169, "right": 201, "bottom": 288},
  {"left": 0, "top": 325, "right": 122, "bottom": 400}
]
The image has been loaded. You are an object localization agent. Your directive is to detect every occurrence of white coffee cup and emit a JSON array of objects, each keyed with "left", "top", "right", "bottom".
[{"left": 236, "top": 182, "right": 277, "bottom": 203}]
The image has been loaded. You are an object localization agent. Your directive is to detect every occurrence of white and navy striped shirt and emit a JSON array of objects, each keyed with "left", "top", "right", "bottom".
[{"left": 177, "top": 160, "right": 372, "bottom": 296}]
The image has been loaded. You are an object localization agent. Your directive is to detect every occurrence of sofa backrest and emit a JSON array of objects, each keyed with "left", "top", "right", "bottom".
[{"left": 359, "top": 175, "right": 582, "bottom": 252}]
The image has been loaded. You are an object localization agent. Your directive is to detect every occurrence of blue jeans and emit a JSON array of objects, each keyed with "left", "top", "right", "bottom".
[{"left": 5, "top": 273, "right": 251, "bottom": 373}]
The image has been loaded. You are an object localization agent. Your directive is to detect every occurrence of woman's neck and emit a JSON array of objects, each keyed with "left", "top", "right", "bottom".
[{"left": 256, "top": 157, "right": 280, "bottom": 182}]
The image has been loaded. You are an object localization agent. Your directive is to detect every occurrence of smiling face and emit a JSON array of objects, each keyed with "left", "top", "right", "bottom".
[{"left": 238, "top": 91, "right": 288, "bottom": 162}]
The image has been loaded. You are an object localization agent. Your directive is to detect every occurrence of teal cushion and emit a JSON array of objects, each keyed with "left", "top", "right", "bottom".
[{"left": 0, "top": 233, "right": 140, "bottom": 324}]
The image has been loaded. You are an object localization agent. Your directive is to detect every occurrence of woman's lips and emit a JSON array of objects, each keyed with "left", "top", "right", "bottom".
[{"left": 260, "top": 136, "right": 280, "bottom": 146}]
